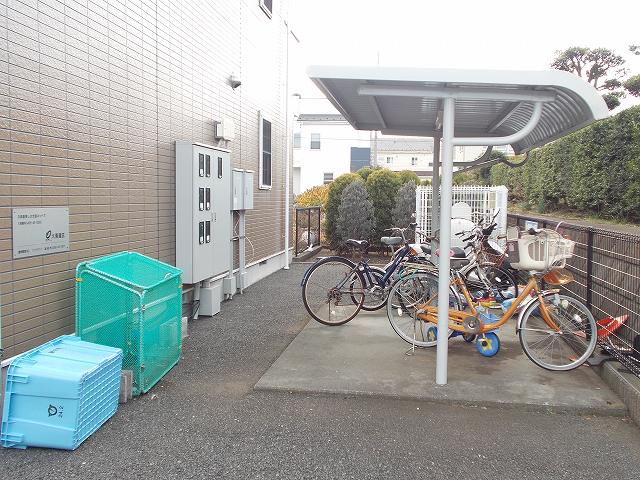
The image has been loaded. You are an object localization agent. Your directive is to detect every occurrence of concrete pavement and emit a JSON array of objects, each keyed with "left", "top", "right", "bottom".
[{"left": 256, "top": 312, "right": 625, "bottom": 414}]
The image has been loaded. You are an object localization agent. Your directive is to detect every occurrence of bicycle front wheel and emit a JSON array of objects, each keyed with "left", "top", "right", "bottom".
[
  {"left": 386, "top": 272, "right": 460, "bottom": 348},
  {"left": 519, "top": 293, "right": 597, "bottom": 371},
  {"left": 302, "top": 257, "right": 365, "bottom": 326},
  {"left": 358, "top": 266, "right": 389, "bottom": 312}
]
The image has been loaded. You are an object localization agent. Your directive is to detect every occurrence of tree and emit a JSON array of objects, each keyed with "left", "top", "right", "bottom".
[
  {"left": 324, "top": 173, "right": 361, "bottom": 247},
  {"left": 551, "top": 46, "right": 635, "bottom": 110},
  {"left": 294, "top": 184, "right": 329, "bottom": 210},
  {"left": 365, "top": 169, "right": 402, "bottom": 243},
  {"left": 397, "top": 170, "right": 420, "bottom": 185},
  {"left": 336, "top": 181, "right": 374, "bottom": 243},
  {"left": 624, "top": 75, "right": 640, "bottom": 97},
  {"left": 391, "top": 181, "right": 416, "bottom": 233},
  {"left": 356, "top": 165, "right": 381, "bottom": 182}
]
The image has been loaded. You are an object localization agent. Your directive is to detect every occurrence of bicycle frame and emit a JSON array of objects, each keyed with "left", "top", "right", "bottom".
[
  {"left": 417, "top": 273, "right": 562, "bottom": 334},
  {"left": 300, "top": 244, "right": 414, "bottom": 295}
]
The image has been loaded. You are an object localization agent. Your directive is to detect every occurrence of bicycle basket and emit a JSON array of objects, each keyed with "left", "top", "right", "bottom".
[
  {"left": 476, "top": 249, "right": 505, "bottom": 267},
  {"left": 507, "top": 229, "right": 575, "bottom": 272}
]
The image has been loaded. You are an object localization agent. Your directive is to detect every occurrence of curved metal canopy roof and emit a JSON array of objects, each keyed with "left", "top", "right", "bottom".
[{"left": 308, "top": 66, "right": 609, "bottom": 154}]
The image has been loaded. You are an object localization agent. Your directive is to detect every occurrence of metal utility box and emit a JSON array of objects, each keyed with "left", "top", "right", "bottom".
[
  {"left": 176, "top": 142, "right": 231, "bottom": 284},
  {"left": 231, "top": 169, "right": 254, "bottom": 211}
]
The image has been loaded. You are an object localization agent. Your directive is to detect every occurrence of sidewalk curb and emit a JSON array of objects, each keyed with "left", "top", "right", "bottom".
[
  {"left": 254, "top": 382, "right": 628, "bottom": 417},
  {"left": 598, "top": 360, "right": 640, "bottom": 426}
]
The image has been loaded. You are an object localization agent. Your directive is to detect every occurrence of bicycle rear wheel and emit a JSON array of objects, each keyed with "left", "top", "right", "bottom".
[
  {"left": 465, "top": 264, "right": 518, "bottom": 301},
  {"left": 386, "top": 272, "right": 460, "bottom": 347},
  {"left": 302, "top": 257, "right": 365, "bottom": 326},
  {"left": 519, "top": 292, "right": 597, "bottom": 371}
]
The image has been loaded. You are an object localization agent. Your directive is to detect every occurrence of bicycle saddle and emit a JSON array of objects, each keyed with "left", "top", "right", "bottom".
[
  {"left": 419, "top": 244, "right": 431, "bottom": 254},
  {"left": 380, "top": 236, "right": 403, "bottom": 246},
  {"left": 346, "top": 239, "right": 370, "bottom": 250}
]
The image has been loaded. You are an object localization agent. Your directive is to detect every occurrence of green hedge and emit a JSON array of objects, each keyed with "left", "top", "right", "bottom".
[{"left": 490, "top": 105, "right": 640, "bottom": 220}]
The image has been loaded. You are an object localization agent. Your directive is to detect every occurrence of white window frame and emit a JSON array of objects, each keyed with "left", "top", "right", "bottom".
[
  {"left": 386, "top": 156, "right": 393, "bottom": 164},
  {"left": 259, "top": 111, "right": 272, "bottom": 190},
  {"left": 293, "top": 132, "right": 301, "bottom": 149},
  {"left": 259, "top": 0, "right": 273, "bottom": 18},
  {"left": 411, "top": 156, "right": 418, "bottom": 166},
  {"left": 323, "top": 172, "right": 333, "bottom": 184},
  {"left": 310, "top": 133, "right": 321, "bottom": 150}
]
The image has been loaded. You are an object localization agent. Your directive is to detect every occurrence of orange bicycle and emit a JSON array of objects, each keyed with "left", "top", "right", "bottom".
[{"left": 386, "top": 227, "right": 598, "bottom": 371}]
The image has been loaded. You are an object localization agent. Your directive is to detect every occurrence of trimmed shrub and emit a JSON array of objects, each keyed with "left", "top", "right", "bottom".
[
  {"left": 392, "top": 181, "right": 416, "bottom": 228},
  {"left": 356, "top": 165, "right": 382, "bottom": 182},
  {"left": 325, "top": 173, "right": 361, "bottom": 247},
  {"left": 490, "top": 105, "right": 640, "bottom": 221},
  {"left": 336, "top": 181, "right": 374, "bottom": 243},
  {"left": 365, "top": 169, "right": 402, "bottom": 243},
  {"left": 397, "top": 170, "right": 420, "bottom": 186}
]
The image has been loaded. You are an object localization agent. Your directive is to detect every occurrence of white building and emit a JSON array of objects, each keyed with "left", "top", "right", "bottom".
[
  {"left": 292, "top": 111, "right": 514, "bottom": 195},
  {"left": 374, "top": 137, "right": 434, "bottom": 178},
  {"left": 292, "top": 114, "right": 370, "bottom": 194}
]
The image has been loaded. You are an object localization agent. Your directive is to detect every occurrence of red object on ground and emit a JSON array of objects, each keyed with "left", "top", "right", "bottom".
[{"left": 596, "top": 315, "right": 629, "bottom": 339}]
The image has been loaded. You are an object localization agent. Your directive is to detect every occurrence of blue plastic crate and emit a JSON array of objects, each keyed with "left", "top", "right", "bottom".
[{"left": 1, "top": 335, "right": 122, "bottom": 450}]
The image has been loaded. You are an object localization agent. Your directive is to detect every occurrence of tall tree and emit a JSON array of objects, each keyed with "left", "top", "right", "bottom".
[{"left": 551, "top": 46, "right": 633, "bottom": 109}]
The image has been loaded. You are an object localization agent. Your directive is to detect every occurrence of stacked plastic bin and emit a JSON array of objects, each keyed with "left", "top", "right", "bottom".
[
  {"left": 1, "top": 336, "right": 122, "bottom": 450},
  {"left": 75, "top": 252, "right": 183, "bottom": 396}
]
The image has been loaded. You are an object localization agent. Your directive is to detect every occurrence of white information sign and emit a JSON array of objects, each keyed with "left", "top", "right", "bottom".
[{"left": 12, "top": 207, "right": 70, "bottom": 259}]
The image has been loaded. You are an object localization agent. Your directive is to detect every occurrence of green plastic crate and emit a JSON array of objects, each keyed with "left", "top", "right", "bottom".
[{"left": 75, "top": 252, "right": 182, "bottom": 396}]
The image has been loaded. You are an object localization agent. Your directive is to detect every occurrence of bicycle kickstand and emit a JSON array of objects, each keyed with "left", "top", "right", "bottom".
[{"left": 405, "top": 308, "right": 425, "bottom": 356}]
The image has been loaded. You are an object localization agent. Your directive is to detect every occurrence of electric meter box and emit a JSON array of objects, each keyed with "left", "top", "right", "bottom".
[
  {"left": 176, "top": 142, "right": 231, "bottom": 284},
  {"left": 231, "top": 169, "right": 254, "bottom": 211}
]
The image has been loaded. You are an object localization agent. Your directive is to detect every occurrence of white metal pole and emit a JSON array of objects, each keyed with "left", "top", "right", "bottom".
[
  {"left": 436, "top": 97, "right": 455, "bottom": 385},
  {"left": 283, "top": 21, "right": 291, "bottom": 270},
  {"left": 431, "top": 136, "right": 441, "bottom": 231}
]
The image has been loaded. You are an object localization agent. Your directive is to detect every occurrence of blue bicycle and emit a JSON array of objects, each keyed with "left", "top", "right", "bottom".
[{"left": 301, "top": 225, "right": 429, "bottom": 325}]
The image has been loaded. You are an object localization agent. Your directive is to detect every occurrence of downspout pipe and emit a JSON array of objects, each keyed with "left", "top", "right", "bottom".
[{"left": 283, "top": 20, "right": 291, "bottom": 270}]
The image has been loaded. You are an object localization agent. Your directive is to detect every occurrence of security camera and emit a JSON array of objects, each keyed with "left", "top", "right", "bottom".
[{"left": 229, "top": 74, "right": 242, "bottom": 89}]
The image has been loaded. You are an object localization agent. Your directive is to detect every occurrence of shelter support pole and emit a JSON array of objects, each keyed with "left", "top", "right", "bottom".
[
  {"left": 431, "top": 136, "right": 441, "bottom": 230},
  {"left": 436, "top": 97, "right": 455, "bottom": 385}
]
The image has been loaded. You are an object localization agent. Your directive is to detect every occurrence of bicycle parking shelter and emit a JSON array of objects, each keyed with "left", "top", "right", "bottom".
[{"left": 308, "top": 66, "right": 608, "bottom": 385}]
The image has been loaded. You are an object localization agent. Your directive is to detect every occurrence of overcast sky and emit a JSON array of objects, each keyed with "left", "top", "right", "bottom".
[{"left": 290, "top": 0, "right": 640, "bottom": 111}]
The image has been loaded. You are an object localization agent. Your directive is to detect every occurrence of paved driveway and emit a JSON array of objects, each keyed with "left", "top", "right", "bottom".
[{"left": 1, "top": 264, "right": 640, "bottom": 479}]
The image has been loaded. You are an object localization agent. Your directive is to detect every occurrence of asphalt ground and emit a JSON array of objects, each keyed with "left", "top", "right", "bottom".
[{"left": 1, "top": 264, "right": 640, "bottom": 480}]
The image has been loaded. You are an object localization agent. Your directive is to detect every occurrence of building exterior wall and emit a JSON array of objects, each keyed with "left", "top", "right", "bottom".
[
  {"left": 0, "top": 0, "right": 294, "bottom": 357},
  {"left": 376, "top": 152, "right": 434, "bottom": 174},
  {"left": 292, "top": 121, "right": 369, "bottom": 195}
]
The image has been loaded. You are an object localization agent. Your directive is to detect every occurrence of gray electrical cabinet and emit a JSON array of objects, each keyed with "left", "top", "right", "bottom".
[
  {"left": 176, "top": 142, "right": 231, "bottom": 284},
  {"left": 231, "top": 169, "right": 254, "bottom": 211}
]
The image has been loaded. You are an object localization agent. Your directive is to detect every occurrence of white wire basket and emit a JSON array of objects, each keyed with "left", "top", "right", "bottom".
[{"left": 506, "top": 228, "right": 575, "bottom": 271}]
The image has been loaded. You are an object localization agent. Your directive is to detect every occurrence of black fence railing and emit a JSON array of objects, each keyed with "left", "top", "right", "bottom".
[
  {"left": 295, "top": 207, "right": 322, "bottom": 256},
  {"left": 508, "top": 213, "right": 640, "bottom": 377}
]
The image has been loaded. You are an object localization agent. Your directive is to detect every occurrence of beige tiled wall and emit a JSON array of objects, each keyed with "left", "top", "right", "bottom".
[{"left": 0, "top": 0, "right": 293, "bottom": 357}]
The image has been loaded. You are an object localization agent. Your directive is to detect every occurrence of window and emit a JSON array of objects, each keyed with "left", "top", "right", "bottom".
[
  {"left": 310, "top": 133, "right": 321, "bottom": 150},
  {"left": 386, "top": 156, "right": 393, "bottom": 164},
  {"left": 323, "top": 172, "right": 333, "bottom": 184},
  {"left": 411, "top": 156, "right": 418, "bottom": 166},
  {"left": 293, "top": 132, "right": 301, "bottom": 149},
  {"left": 259, "top": 0, "right": 273, "bottom": 18},
  {"left": 259, "top": 112, "right": 272, "bottom": 189}
]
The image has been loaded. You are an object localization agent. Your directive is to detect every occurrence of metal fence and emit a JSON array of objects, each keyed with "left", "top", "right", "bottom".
[
  {"left": 295, "top": 207, "right": 322, "bottom": 256},
  {"left": 508, "top": 213, "right": 640, "bottom": 376}
]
